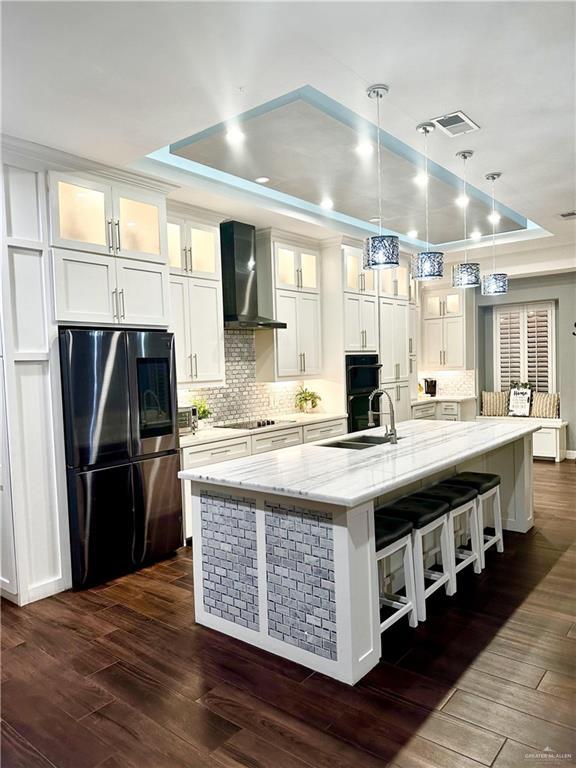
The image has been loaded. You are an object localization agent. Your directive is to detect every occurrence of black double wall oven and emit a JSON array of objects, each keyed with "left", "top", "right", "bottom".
[
  {"left": 345, "top": 353, "right": 382, "bottom": 433},
  {"left": 59, "top": 328, "right": 183, "bottom": 589}
]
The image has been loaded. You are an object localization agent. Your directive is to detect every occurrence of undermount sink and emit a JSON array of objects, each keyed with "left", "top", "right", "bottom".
[{"left": 322, "top": 434, "right": 403, "bottom": 449}]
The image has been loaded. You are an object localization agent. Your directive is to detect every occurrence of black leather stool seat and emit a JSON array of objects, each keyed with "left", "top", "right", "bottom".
[
  {"left": 376, "top": 497, "right": 449, "bottom": 529},
  {"left": 374, "top": 516, "right": 413, "bottom": 550},
  {"left": 412, "top": 483, "right": 477, "bottom": 510},
  {"left": 448, "top": 471, "right": 501, "bottom": 495}
]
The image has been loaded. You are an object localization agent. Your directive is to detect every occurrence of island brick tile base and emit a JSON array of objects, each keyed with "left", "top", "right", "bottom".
[
  {"left": 264, "top": 502, "right": 337, "bottom": 660},
  {"left": 200, "top": 491, "right": 259, "bottom": 630}
]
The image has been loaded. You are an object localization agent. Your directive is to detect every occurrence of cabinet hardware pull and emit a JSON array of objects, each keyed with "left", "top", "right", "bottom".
[
  {"left": 114, "top": 220, "right": 121, "bottom": 253},
  {"left": 107, "top": 220, "right": 114, "bottom": 252},
  {"left": 211, "top": 448, "right": 230, "bottom": 455},
  {"left": 193, "top": 353, "right": 198, "bottom": 378},
  {"left": 188, "top": 246, "right": 193, "bottom": 271},
  {"left": 440, "top": 350, "right": 442, "bottom": 365},
  {"left": 271, "top": 437, "right": 287, "bottom": 443},
  {"left": 302, "top": 352, "right": 306, "bottom": 372},
  {"left": 189, "top": 354, "right": 194, "bottom": 379},
  {"left": 112, "top": 289, "right": 118, "bottom": 320},
  {"left": 409, "top": 358, "right": 413, "bottom": 374},
  {"left": 409, "top": 337, "right": 413, "bottom": 354},
  {"left": 182, "top": 247, "right": 188, "bottom": 271},
  {"left": 119, "top": 289, "right": 126, "bottom": 319},
  {"left": 318, "top": 427, "right": 332, "bottom": 433},
  {"left": 396, "top": 385, "right": 400, "bottom": 402}
]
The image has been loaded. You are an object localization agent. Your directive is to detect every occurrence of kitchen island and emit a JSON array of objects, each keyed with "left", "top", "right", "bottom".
[{"left": 179, "top": 419, "right": 539, "bottom": 684}]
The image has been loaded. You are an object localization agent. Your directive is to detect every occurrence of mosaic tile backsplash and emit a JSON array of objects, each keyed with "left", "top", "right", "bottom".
[
  {"left": 200, "top": 491, "right": 259, "bottom": 631},
  {"left": 178, "top": 330, "right": 301, "bottom": 424},
  {"left": 418, "top": 369, "right": 476, "bottom": 397},
  {"left": 265, "top": 502, "right": 337, "bottom": 661}
]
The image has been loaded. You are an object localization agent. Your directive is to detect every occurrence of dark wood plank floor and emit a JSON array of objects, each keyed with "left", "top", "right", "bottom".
[{"left": 2, "top": 460, "right": 575, "bottom": 767}]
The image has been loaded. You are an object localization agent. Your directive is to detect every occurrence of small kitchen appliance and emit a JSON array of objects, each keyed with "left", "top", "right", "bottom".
[
  {"left": 178, "top": 405, "right": 198, "bottom": 434},
  {"left": 424, "top": 378, "right": 437, "bottom": 397}
]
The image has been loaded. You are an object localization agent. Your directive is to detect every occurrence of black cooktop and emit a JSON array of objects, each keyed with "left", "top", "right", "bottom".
[{"left": 214, "top": 419, "right": 296, "bottom": 430}]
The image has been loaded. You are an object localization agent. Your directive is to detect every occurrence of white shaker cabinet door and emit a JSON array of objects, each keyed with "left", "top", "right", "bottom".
[
  {"left": 379, "top": 299, "right": 396, "bottom": 381},
  {"left": 275, "top": 290, "right": 300, "bottom": 377},
  {"left": 422, "top": 318, "right": 444, "bottom": 369},
  {"left": 189, "top": 280, "right": 225, "bottom": 383},
  {"left": 298, "top": 293, "right": 321, "bottom": 375},
  {"left": 53, "top": 249, "right": 117, "bottom": 324},
  {"left": 361, "top": 296, "right": 378, "bottom": 351},
  {"left": 112, "top": 187, "right": 166, "bottom": 263},
  {"left": 344, "top": 294, "right": 362, "bottom": 351},
  {"left": 49, "top": 173, "right": 114, "bottom": 256},
  {"left": 169, "top": 276, "right": 192, "bottom": 384},
  {"left": 393, "top": 302, "right": 409, "bottom": 379},
  {"left": 443, "top": 315, "right": 465, "bottom": 368},
  {"left": 115, "top": 259, "right": 169, "bottom": 327}
]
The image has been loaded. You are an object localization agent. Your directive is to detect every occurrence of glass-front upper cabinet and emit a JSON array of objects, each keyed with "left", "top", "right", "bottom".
[
  {"left": 167, "top": 219, "right": 220, "bottom": 279},
  {"left": 422, "top": 289, "right": 463, "bottom": 318},
  {"left": 274, "top": 242, "right": 319, "bottom": 293},
  {"left": 379, "top": 259, "right": 410, "bottom": 299},
  {"left": 49, "top": 172, "right": 167, "bottom": 263},
  {"left": 342, "top": 246, "right": 375, "bottom": 294},
  {"left": 113, "top": 187, "right": 165, "bottom": 263},
  {"left": 49, "top": 173, "right": 113, "bottom": 255}
]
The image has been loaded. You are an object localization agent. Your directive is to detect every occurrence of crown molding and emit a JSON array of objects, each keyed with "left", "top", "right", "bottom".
[
  {"left": 1, "top": 135, "right": 179, "bottom": 195},
  {"left": 166, "top": 200, "right": 228, "bottom": 225},
  {"left": 254, "top": 226, "right": 322, "bottom": 249}
]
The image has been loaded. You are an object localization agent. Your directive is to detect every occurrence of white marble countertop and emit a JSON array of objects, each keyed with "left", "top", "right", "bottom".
[
  {"left": 178, "top": 412, "right": 348, "bottom": 449},
  {"left": 411, "top": 396, "right": 477, "bottom": 405},
  {"left": 179, "top": 419, "right": 540, "bottom": 508}
]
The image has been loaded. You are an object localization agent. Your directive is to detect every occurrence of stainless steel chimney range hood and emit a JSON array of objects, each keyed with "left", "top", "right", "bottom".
[{"left": 220, "top": 220, "right": 286, "bottom": 330}]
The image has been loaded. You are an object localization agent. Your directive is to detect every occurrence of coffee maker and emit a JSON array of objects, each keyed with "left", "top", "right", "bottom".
[{"left": 424, "top": 378, "right": 437, "bottom": 397}]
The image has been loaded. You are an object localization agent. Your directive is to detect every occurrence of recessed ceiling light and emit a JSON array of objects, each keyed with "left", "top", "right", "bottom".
[
  {"left": 355, "top": 140, "right": 373, "bottom": 157},
  {"left": 320, "top": 197, "right": 334, "bottom": 210},
  {"left": 414, "top": 172, "right": 429, "bottom": 188},
  {"left": 470, "top": 229, "right": 482, "bottom": 241},
  {"left": 407, "top": 230, "right": 418, "bottom": 239},
  {"left": 455, "top": 194, "right": 469, "bottom": 209},
  {"left": 254, "top": 176, "right": 270, "bottom": 184},
  {"left": 488, "top": 212, "right": 501, "bottom": 224},
  {"left": 369, "top": 216, "right": 381, "bottom": 224},
  {"left": 225, "top": 127, "right": 245, "bottom": 146}
]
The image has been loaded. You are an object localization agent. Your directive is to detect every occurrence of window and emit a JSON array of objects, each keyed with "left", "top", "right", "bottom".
[{"left": 493, "top": 302, "right": 556, "bottom": 392}]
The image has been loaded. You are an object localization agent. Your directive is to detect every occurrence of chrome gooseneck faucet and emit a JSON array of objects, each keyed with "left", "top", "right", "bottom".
[{"left": 367, "top": 388, "right": 398, "bottom": 444}]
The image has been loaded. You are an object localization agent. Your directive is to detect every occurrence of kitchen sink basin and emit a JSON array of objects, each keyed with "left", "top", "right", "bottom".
[{"left": 322, "top": 434, "right": 402, "bottom": 449}]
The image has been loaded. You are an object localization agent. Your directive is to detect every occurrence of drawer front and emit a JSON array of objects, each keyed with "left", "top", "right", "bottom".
[
  {"left": 303, "top": 419, "right": 348, "bottom": 443},
  {"left": 182, "top": 437, "right": 251, "bottom": 469},
  {"left": 532, "top": 428, "right": 556, "bottom": 458},
  {"left": 412, "top": 404, "right": 436, "bottom": 419},
  {"left": 251, "top": 427, "right": 303, "bottom": 455},
  {"left": 439, "top": 402, "right": 459, "bottom": 416}
]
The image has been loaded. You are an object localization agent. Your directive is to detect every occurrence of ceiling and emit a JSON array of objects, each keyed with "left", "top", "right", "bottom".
[{"left": 2, "top": 1, "right": 575, "bottom": 259}]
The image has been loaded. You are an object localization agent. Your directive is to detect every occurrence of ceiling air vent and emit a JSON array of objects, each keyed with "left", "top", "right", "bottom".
[
  {"left": 559, "top": 210, "right": 576, "bottom": 220},
  {"left": 431, "top": 111, "right": 480, "bottom": 137}
]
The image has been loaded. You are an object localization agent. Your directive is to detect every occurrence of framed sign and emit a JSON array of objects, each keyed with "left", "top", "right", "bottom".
[{"left": 509, "top": 387, "right": 531, "bottom": 417}]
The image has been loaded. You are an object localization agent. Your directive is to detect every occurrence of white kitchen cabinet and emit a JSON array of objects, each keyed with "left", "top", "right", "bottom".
[
  {"left": 251, "top": 427, "right": 303, "bottom": 455},
  {"left": 381, "top": 381, "right": 411, "bottom": 423},
  {"left": 168, "top": 217, "right": 220, "bottom": 280},
  {"left": 54, "top": 249, "right": 169, "bottom": 327},
  {"left": 116, "top": 259, "right": 170, "bottom": 327},
  {"left": 344, "top": 294, "right": 378, "bottom": 351},
  {"left": 379, "top": 298, "right": 409, "bottom": 382},
  {"left": 422, "top": 288, "right": 463, "bottom": 319},
  {"left": 274, "top": 242, "right": 319, "bottom": 293},
  {"left": 169, "top": 275, "right": 225, "bottom": 384},
  {"left": 342, "top": 245, "right": 376, "bottom": 295},
  {"left": 302, "top": 419, "right": 348, "bottom": 443},
  {"left": 379, "top": 262, "right": 410, "bottom": 300},
  {"left": 422, "top": 315, "right": 465, "bottom": 370},
  {"left": 49, "top": 172, "right": 167, "bottom": 263},
  {"left": 298, "top": 293, "right": 322, "bottom": 375}
]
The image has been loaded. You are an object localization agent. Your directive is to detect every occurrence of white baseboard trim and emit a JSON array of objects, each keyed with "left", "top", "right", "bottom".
[{"left": 566, "top": 450, "right": 576, "bottom": 460}]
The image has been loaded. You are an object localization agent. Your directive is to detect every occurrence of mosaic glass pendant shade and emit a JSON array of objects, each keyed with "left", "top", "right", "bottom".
[
  {"left": 452, "top": 262, "right": 480, "bottom": 287},
  {"left": 481, "top": 272, "right": 509, "bottom": 295},
  {"left": 412, "top": 251, "right": 444, "bottom": 280}
]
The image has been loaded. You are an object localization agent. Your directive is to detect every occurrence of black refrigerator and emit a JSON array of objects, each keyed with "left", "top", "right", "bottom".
[{"left": 59, "top": 328, "right": 183, "bottom": 589}]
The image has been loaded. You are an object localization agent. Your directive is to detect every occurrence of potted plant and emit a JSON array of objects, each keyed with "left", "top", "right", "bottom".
[
  {"left": 192, "top": 397, "right": 212, "bottom": 427},
  {"left": 295, "top": 385, "right": 321, "bottom": 413}
]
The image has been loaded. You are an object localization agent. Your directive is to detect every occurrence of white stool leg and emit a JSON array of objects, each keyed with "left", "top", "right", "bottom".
[
  {"left": 402, "top": 538, "right": 419, "bottom": 628},
  {"left": 412, "top": 530, "right": 427, "bottom": 622},
  {"left": 469, "top": 502, "right": 482, "bottom": 574},
  {"left": 477, "top": 496, "right": 486, "bottom": 570},
  {"left": 441, "top": 516, "right": 456, "bottom": 596},
  {"left": 494, "top": 487, "right": 504, "bottom": 553}
]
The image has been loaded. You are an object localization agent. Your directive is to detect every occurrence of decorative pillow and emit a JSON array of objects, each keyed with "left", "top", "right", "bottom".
[
  {"left": 531, "top": 392, "right": 559, "bottom": 418},
  {"left": 482, "top": 391, "right": 509, "bottom": 417}
]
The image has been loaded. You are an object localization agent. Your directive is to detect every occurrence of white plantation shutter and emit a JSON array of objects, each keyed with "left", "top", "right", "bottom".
[
  {"left": 495, "top": 308, "right": 522, "bottom": 390},
  {"left": 494, "top": 302, "right": 555, "bottom": 393}
]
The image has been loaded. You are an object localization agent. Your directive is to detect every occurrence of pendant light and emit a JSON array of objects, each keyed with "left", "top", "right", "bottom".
[
  {"left": 452, "top": 150, "right": 480, "bottom": 288},
  {"left": 412, "top": 123, "right": 443, "bottom": 280},
  {"left": 363, "top": 84, "right": 399, "bottom": 270},
  {"left": 481, "top": 172, "right": 508, "bottom": 295}
]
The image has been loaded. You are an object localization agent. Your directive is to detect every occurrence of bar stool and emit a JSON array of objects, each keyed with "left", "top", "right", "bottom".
[
  {"left": 374, "top": 516, "right": 418, "bottom": 632},
  {"left": 376, "top": 497, "right": 453, "bottom": 622},
  {"left": 448, "top": 472, "right": 503, "bottom": 570},
  {"left": 411, "top": 483, "right": 481, "bottom": 586}
]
